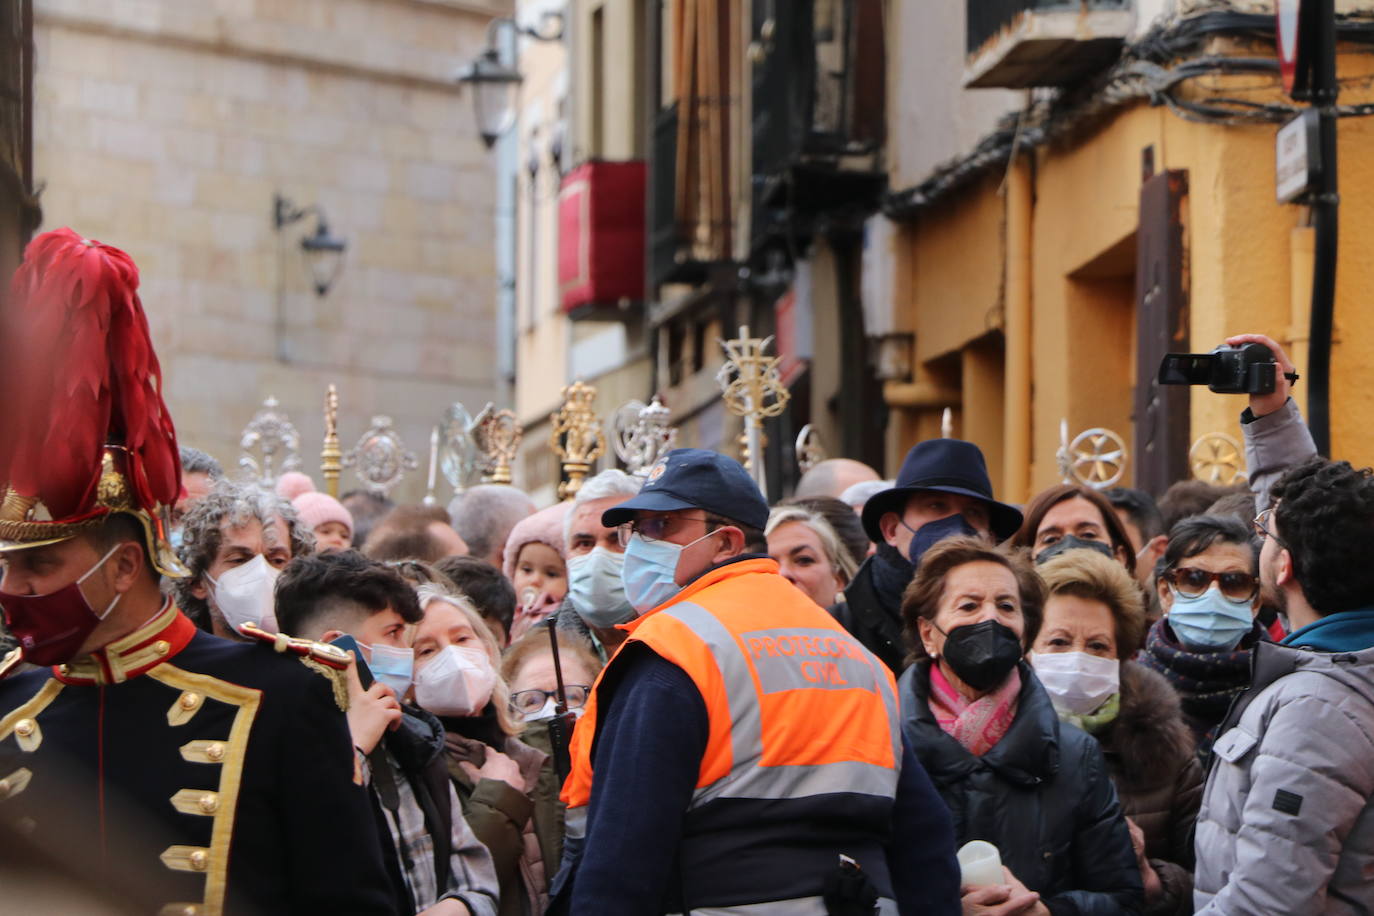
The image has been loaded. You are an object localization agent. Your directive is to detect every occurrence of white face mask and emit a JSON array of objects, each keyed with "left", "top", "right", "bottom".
[
  {"left": 567, "top": 547, "right": 635, "bottom": 628},
  {"left": 1029, "top": 651, "right": 1120, "bottom": 717},
  {"left": 523, "top": 696, "right": 588, "bottom": 723},
  {"left": 207, "top": 554, "right": 280, "bottom": 635},
  {"left": 413, "top": 645, "right": 496, "bottom": 718}
]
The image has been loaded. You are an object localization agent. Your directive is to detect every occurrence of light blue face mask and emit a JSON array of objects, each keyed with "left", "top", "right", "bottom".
[
  {"left": 621, "top": 528, "right": 720, "bottom": 615},
  {"left": 362, "top": 643, "right": 414, "bottom": 697},
  {"left": 1168, "top": 584, "right": 1254, "bottom": 651},
  {"left": 568, "top": 547, "right": 636, "bottom": 629}
]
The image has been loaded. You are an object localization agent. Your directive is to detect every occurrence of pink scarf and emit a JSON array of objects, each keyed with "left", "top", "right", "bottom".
[{"left": 927, "top": 663, "right": 1021, "bottom": 757}]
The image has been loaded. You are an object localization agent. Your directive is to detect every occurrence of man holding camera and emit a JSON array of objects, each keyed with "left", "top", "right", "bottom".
[{"left": 1192, "top": 454, "right": 1374, "bottom": 913}]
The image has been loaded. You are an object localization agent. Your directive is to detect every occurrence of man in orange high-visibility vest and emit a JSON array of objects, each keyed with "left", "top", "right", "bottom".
[{"left": 548, "top": 449, "right": 960, "bottom": 916}]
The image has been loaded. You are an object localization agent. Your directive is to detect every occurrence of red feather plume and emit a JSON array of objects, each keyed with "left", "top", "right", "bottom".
[{"left": 0, "top": 228, "right": 181, "bottom": 520}]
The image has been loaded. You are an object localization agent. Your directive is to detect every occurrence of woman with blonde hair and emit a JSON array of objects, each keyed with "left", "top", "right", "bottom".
[
  {"left": 501, "top": 628, "right": 605, "bottom": 873},
  {"left": 765, "top": 504, "right": 858, "bottom": 609},
  {"left": 411, "top": 585, "right": 549, "bottom": 916},
  {"left": 1033, "top": 549, "right": 1202, "bottom": 915}
]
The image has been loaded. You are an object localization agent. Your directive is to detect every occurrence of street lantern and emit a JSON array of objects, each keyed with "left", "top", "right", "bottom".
[
  {"left": 273, "top": 193, "right": 348, "bottom": 297},
  {"left": 456, "top": 48, "right": 524, "bottom": 149},
  {"left": 300, "top": 218, "right": 347, "bottom": 296},
  {"left": 455, "top": 12, "right": 565, "bottom": 149}
]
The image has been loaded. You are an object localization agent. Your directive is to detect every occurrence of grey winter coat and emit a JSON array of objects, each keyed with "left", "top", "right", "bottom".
[
  {"left": 1193, "top": 640, "right": 1374, "bottom": 914},
  {"left": 1243, "top": 397, "right": 1317, "bottom": 513}
]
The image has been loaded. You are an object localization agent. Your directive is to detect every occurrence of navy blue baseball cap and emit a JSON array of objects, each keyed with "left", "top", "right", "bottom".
[
  {"left": 861, "top": 439, "right": 1024, "bottom": 543},
  {"left": 600, "top": 448, "right": 769, "bottom": 531}
]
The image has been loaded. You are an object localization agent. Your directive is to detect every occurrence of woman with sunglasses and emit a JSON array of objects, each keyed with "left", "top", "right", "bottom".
[{"left": 1138, "top": 514, "right": 1266, "bottom": 763}]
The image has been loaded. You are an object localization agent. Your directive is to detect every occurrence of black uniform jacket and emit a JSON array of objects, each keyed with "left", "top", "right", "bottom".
[{"left": 0, "top": 602, "right": 396, "bottom": 915}]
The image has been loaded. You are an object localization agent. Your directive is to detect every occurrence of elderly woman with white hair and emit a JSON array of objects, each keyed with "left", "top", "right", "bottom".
[{"left": 765, "top": 504, "right": 859, "bottom": 609}]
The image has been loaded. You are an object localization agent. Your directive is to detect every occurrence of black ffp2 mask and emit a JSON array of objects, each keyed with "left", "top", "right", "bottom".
[{"left": 936, "top": 619, "right": 1023, "bottom": 692}]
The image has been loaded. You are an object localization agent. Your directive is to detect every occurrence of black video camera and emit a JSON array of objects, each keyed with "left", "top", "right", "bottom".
[{"left": 1157, "top": 343, "right": 1277, "bottom": 395}]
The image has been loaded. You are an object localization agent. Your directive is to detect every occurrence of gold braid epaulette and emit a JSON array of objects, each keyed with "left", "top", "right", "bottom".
[{"left": 238, "top": 623, "right": 351, "bottom": 712}]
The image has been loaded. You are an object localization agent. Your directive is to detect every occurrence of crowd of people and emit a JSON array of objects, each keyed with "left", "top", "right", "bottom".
[{"left": 2, "top": 230, "right": 1374, "bottom": 915}]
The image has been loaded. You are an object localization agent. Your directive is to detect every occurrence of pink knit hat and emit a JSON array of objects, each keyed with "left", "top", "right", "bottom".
[
  {"left": 502, "top": 501, "right": 571, "bottom": 581},
  {"left": 293, "top": 491, "right": 353, "bottom": 538},
  {"left": 276, "top": 471, "right": 317, "bottom": 501}
]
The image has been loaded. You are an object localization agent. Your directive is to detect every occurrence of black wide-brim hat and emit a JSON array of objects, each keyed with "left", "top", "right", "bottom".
[{"left": 861, "top": 439, "right": 1024, "bottom": 543}]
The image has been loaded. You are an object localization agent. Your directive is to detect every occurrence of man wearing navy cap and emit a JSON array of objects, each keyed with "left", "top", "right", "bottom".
[
  {"left": 549, "top": 449, "right": 959, "bottom": 916},
  {"left": 834, "top": 439, "right": 1024, "bottom": 673}
]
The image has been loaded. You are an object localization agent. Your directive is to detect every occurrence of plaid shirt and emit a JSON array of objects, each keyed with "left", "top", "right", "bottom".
[{"left": 371, "top": 747, "right": 499, "bottom": 916}]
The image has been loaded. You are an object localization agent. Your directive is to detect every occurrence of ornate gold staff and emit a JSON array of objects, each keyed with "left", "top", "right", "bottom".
[
  {"left": 473, "top": 406, "right": 523, "bottom": 485},
  {"left": 551, "top": 380, "right": 607, "bottom": 500},
  {"left": 717, "top": 326, "right": 790, "bottom": 495},
  {"left": 321, "top": 384, "right": 342, "bottom": 498}
]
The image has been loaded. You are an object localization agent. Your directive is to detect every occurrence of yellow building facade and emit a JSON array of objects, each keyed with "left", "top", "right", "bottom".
[{"left": 885, "top": 38, "right": 1374, "bottom": 503}]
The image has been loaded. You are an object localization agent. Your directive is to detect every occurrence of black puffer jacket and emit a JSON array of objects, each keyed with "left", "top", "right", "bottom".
[{"left": 900, "top": 660, "right": 1143, "bottom": 915}]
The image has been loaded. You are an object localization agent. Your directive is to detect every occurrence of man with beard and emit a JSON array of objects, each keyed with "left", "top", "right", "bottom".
[
  {"left": 1193, "top": 456, "right": 1374, "bottom": 913},
  {"left": 830, "top": 440, "right": 1023, "bottom": 673}
]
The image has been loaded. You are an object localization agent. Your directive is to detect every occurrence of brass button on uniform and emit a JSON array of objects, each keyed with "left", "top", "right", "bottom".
[
  {"left": 189, "top": 850, "right": 208, "bottom": 871},
  {"left": 198, "top": 793, "right": 218, "bottom": 814},
  {"left": 13, "top": 720, "right": 33, "bottom": 738},
  {"left": 153, "top": 640, "right": 171, "bottom": 656},
  {"left": 179, "top": 693, "right": 200, "bottom": 710},
  {"left": 205, "top": 742, "right": 225, "bottom": 762}
]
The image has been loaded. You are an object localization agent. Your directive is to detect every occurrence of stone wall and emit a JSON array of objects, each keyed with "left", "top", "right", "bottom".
[{"left": 31, "top": 0, "right": 510, "bottom": 503}]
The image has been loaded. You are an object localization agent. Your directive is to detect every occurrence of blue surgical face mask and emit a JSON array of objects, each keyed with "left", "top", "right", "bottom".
[
  {"left": 1168, "top": 584, "right": 1254, "bottom": 651},
  {"left": 621, "top": 528, "right": 720, "bottom": 615},
  {"left": 568, "top": 547, "right": 635, "bottom": 629},
  {"left": 362, "top": 642, "right": 414, "bottom": 696},
  {"left": 904, "top": 513, "right": 978, "bottom": 567}
]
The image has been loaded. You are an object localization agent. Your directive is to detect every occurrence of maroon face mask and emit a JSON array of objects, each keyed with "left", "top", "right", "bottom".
[{"left": 0, "top": 545, "right": 122, "bottom": 666}]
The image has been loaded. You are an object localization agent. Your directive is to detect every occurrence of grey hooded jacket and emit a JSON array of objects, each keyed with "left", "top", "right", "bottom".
[{"left": 1193, "top": 640, "right": 1374, "bottom": 914}]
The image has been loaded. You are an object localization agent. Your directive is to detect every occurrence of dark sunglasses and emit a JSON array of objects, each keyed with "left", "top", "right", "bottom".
[{"left": 1163, "top": 566, "right": 1258, "bottom": 603}]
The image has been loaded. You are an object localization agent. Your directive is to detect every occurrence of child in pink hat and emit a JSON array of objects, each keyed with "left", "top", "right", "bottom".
[
  {"left": 293, "top": 491, "right": 355, "bottom": 552},
  {"left": 502, "top": 501, "right": 571, "bottom": 641}
]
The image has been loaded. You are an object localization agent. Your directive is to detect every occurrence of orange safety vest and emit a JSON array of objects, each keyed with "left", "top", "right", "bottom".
[{"left": 561, "top": 557, "right": 901, "bottom": 908}]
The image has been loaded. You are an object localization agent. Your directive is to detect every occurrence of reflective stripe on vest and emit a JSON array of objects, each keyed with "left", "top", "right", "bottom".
[
  {"left": 658, "top": 600, "right": 900, "bottom": 807},
  {"left": 560, "top": 560, "right": 900, "bottom": 812}
]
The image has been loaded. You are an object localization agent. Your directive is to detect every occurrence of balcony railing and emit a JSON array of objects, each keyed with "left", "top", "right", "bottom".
[{"left": 966, "top": 0, "right": 1133, "bottom": 88}]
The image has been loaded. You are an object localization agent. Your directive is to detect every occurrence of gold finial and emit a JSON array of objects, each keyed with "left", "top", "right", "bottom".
[
  {"left": 473, "top": 406, "right": 523, "bottom": 486},
  {"left": 239, "top": 397, "right": 303, "bottom": 488},
  {"left": 1057, "top": 419, "right": 1128, "bottom": 490},
  {"left": 551, "top": 381, "right": 607, "bottom": 501},
  {"left": 321, "top": 385, "right": 342, "bottom": 499},
  {"left": 794, "top": 425, "right": 825, "bottom": 475},
  {"left": 717, "top": 326, "right": 790, "bottom": 494},
  {"left": 1190, "top": 433, "right": 1247, "bottom": 485},
  {"left": 608, "top": 396, "right": 677, "bottom": 478}
]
